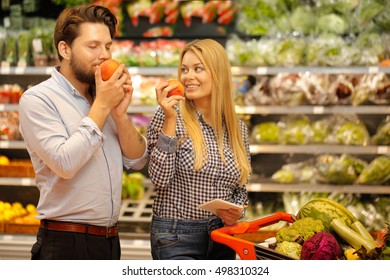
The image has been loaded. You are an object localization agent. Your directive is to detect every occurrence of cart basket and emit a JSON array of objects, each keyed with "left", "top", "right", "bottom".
[{"left": 211, "top": 212, "right": 297, "bottom": 260}]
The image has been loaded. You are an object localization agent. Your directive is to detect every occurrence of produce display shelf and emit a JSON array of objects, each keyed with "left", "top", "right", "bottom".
[
  {"left": 249, "top": 144, "right": 389, "bottom": 155},
  {"left": 247, "top": 181, "right": 390, "bottom": 194},
  {"left": 119, "top": 184, "right": 155, "bottom": 223}
]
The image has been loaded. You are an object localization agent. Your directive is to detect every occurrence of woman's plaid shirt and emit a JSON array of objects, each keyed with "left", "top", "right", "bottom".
[{"left": 147, "top": 107, "right": 250, "bottom": 220}]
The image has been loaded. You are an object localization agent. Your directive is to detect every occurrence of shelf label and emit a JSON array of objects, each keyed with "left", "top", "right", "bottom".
[
  {"left": 15, "top": 67, "right": 25, "bottom": 74},
  {"left": 256, "top": 67, "right": 267, "bottom": 75},
  {"left": 20, "top": 178, "right": 33, "bottom": 186},
  {"left": 0, "top": 64, "right": 11, "bottom": 74},
  {"left": 312, "top": 106, "right": 325, "bottom": 114},
  {"left": 0, "top": 141, "right": 10, "bottom": 148},
  {"left": 368, "top": 66, "right": 379, "bottom": 74},
  {"left": 45, "top": 67, "right": 53, "bottom": 75},
  {"left": 377, "top": 146, "right": 389, "bottom": 155}
]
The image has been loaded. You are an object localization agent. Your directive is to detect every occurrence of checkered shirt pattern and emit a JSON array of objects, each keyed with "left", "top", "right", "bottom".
[{"left": 147, "top": 107, "right": 250, "bottom": 219}]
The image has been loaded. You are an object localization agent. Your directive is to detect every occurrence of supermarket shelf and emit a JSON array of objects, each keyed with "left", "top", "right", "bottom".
[
  {"left": 2, "top": 66, "right": 390, "bottom": 76},
  {"left": 247, "top": 182, "right": 390, "bottom": 194},
  {"left": 236, "top": 105, "right": 390, "bottom": 115},
  {"left": 2, "top": 140, "right": 388, "bottom": 156},
  {"left": 0, "top": 177, "right": 35, "bottom": 186},
  {"left": 127, "top": 105, "right": 158, "bottom": 113},
  {"left": 231, "top": 66, "right": 390, "bottom": 75},
  {"left": 118, "top": 183, "right": 155, "bottom": 223},
  {"left": 0, "top": 140, "right": 26, "bottom": 149},
  {"left": 3, "top": 104, "right": 388, "bottom": 115},
  {"left": 249, "top": 144, "right": 390, "bottom": 155},
  {"left": 0, "top": 104, "right": 18, "bottom": 111},
  {"left": 1, "top": 176, "right": 389, "bottom": 195}
]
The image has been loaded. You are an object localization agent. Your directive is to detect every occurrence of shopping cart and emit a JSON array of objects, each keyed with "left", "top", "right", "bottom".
[{"left": 211, "top": 212, "right": 297, "bottom": 260}]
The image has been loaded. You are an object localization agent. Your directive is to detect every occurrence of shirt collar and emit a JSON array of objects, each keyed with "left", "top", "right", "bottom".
[{"left": 52, "top": 66, "right": 80, "bottom": 97}]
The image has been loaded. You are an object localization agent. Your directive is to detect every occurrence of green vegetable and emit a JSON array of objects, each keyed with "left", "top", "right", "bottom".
[
  {"left": 371, "top": 117, "right": 390, "bottom": 145},
  {"left": 297, "top": 198, "right": 357, "bottom": 231},
  {"left": 290, "top": 6, "right": 315, "bottom": 35},
  {"left": 330, "top": 218, "right": 377, "bottom": 252},
  {"left": 276, "top": 217, "right": 324, "bottom": 243},
  {"left": 280, "top": 117, "right": 312, "bottom": 145},
  {"left": 316, "top": 14, "right": 347, "bottom": 35},
  {"left": 316, "top": 154, "right": 367, "bottom": 185},
  {"left": 334, "top": 121, "right": 370, "bottom": 146},
  {"left": 251, "top": 122, "right": 280, "bottom": 143},
  {"left": 356, "top": 156, "right": 390, "bottom": 185},
  {"left": 275, "top": 241, "right": 302, "bottom": 259},
  {"left": 271, "top": 169, "right": 295, "bottom": 184},
  {"left": 122, "top": 172, "right": 145, "bottom": 200},
  {"left": 350, "top": 220, "right": 376, "bottom": 243}
]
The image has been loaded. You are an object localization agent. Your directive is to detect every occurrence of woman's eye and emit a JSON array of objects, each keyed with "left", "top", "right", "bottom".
[{"left": 181, "top": 68, "right": 188, "bottom": 73}]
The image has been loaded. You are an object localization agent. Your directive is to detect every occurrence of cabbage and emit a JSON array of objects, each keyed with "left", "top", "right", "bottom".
[
  {"left": 277, "top": 38, "right": 306, "bottom": 67},
  {"left": 290, "top": 6, "right": 315, "bottom": 35},
  {"left": 356, "top": 156, "right": 390, "bottom": 185},
  {"left": 251, "top": 122, "right": 280, "bottom": 143},
  {"left": 301, "top": 232, "right": 342, "bottom": 260},
  {"left": 372, "top": 117, "right": 390, "bottom": 145},
  {"left": 316, "top": 14, "right": 347, "bottom": 35},
  {"left": 334, "top": 121, "right": 370, "bottom": 146},
  {"left": 315, "top": 0, "right": 359, "bottom": 14},
  {"left": 316, "top": 154, "right": 368, "bottom": 185}
]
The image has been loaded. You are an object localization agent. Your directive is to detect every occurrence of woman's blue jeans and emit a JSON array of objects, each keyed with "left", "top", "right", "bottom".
[{"left": 150, "top": 216, "right": 236, "bottom": 260}]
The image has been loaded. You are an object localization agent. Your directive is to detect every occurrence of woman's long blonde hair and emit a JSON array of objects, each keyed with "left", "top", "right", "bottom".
[{"left": 178, "top": 39, "right": 251, "bottom": 186}]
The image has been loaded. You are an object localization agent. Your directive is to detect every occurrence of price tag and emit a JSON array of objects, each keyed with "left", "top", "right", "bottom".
[
  {"left": 45, "top": 67, "right": 53, "bottom": 75},
  {"left": 243, "top": 106, "right": 257, "bottom": 114},
  {"left": 21, "top": 178, "right": 33, "bottom": 186},
  {"left": 313, "top": 106, "right": 325, "bottom": 114},
  {"left": 377, "top": 146, "right": 389, "bottom": 155},
  {"left": 256, "top": 67, "right": 267, "bottom": 75},
  {"left": 15, "top": 67, "right": 25, "bottom": 74},
  {"left": 0, "top": 141, "right": 10, "bottom": 148},
  {"left": 368, "top": 66, "right": 379, "bottom": 74},
  {"left": 128, "top": 67, "right": 139, "bottom": 75},
  {"left": 32, "top": 38, "right": 43, "bottom": 53},
  {"left": 0, "top": 63, "right": 10, "bottom": 74}
]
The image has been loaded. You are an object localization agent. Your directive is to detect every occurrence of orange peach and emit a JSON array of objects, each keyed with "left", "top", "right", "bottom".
[
  {"left": 167, "top": 80, "right": 185, "bottom": 97},
  {"left": 100, "top": 59, "right": 121, "bottom": 81}
]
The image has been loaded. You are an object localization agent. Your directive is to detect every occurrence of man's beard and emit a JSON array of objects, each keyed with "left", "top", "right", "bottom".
[{"left": 70, "top": 57, "right": 95, "bottom": 86}]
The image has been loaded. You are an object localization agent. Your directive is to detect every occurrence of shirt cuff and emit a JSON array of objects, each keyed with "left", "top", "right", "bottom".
[{"left": 156, "top": 132, "right": 178, "bottom": 154}]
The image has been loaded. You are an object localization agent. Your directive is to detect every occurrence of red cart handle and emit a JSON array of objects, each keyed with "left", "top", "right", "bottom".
[{"left": 211, "top": 212, "right": 295, "bottom": 260}]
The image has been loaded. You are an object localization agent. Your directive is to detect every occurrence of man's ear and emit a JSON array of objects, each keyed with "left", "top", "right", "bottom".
[{"left": 58, "top": 41, "right": 70, "bottom": 60}]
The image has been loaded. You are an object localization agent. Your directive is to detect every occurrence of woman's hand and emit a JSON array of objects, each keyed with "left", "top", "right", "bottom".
[
  {"left": 155, "top": 81, "right": 185, "bottom": 119},
  {"left": 216, "top": 208, "right": 243, "bottom": 226}
]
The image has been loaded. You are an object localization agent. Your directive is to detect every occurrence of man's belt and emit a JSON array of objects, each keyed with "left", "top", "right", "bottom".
[{"left": 40, "top": 220, "right": 119, "bottom": 238}]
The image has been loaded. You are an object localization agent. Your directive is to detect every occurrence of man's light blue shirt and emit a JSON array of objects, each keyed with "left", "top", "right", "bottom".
[{"left": 18, "top": 66, "right": 148, "bottom": 226}]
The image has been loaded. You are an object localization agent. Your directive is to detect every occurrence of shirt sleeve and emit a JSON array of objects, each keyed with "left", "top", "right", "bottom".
[
  {"left": 146, "top": 107, "right": 178, "bottom": 189},
  {"left": 19, "top": 93, "right": 104, "bottom": 179},
  {"left": 122, "top": 135, "right": 149, "bottom": 170}
]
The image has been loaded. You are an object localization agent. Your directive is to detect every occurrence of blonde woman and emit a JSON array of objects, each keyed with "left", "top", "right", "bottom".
[{"left": 147, "top": 39, "right": 251, "bottom": 260}]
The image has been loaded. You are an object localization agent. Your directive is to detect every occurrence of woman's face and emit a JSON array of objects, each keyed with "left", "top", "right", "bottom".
[{"left": 180, "top": 51, "right": 212, "bottom": 104}]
